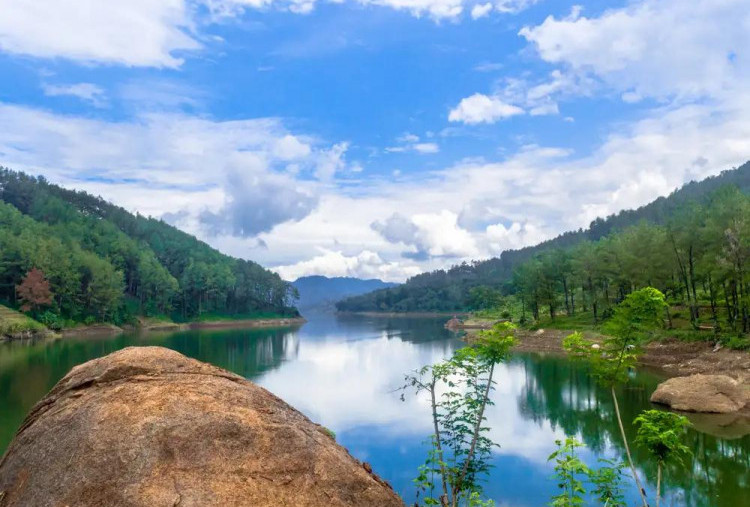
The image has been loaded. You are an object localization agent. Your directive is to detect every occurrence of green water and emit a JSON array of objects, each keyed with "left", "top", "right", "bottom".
[{"left": 1, "top": 313, "right": 748, "bottom": 506}]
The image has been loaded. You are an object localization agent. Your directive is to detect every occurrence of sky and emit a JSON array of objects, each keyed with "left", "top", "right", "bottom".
[{"left": 0, "top": 0, "right": 748, "bottom": 282}]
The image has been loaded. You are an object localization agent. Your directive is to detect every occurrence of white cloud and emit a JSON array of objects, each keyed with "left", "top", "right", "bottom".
[
  {"left": 471, "top": 3, "right": 492, "bottom": 19},
  {"left": 314, "top": 142, "right": 350, "bottom": 181},
  {"left": 0, "top": 102, "right": 341, "bottom": 234},
  {"left": 448, "top": 93, "right": 524, "bottom": 124},
  {"left": 495, "top": 0, "right": 539, "bottom": 14},
  {"left": 0, "top": 0, "right": 200, "bottom": 67},
  {"left": 273, "top": 134, "right": 312, "bottom": 160},
  {"left": 519, "top": 0, "right": 750, "bottom": 101},
  {"left": 413, "top": 142, "right": 440, "bottom": 154},
  {"left": 387, "top": 134, "right": 440, "bottom": 154},
  {"left": 42, "top": 83, "right": 107, "bottom": 107},
  {"left": 486, "top": 221, "right": 547, "bottom": 253},
  {"left": 274, "top": 249, "right": 420, "bottom": 282},
  {"left": 372, "top": 210, "right": 479, "bottom": 259}
]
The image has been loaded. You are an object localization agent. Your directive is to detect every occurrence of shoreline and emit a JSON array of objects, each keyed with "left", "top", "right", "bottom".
[
  {"left": 2, "top": 316, "right": 308, "bottom": 341},
  {"left": 505, "top": 328, "right": 750, "bottom": 383},
  {"left": 186, "top": 317, "right": 306, "bottom": 330},
  {"left": 338, "top": 311, "right": 470, "bottom": 318}
]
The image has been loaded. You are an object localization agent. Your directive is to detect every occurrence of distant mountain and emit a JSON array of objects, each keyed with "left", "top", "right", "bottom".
[
  {"left": 292, "top": 276, "right": 398, "bottom": 312},
  {"left": 337, "top": 160, "right": 750, "bottom": 313}
]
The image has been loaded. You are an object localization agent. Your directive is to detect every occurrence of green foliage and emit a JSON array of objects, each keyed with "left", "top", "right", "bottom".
[
  {"left": 633, "top": 410, "right": 692, "bottom": 466},
  {"left": 0, "top": 168, "right": 298, "bottom": 326},
  {"left": 588, "top": 459, "right": 627, "bottom": 507},
  {"left": 548, "top": 438, "right": 589, "bottom": 507},
  {"left": 603, "top": 287, "right": 667, "bottom": 342},
  {"left": 564, "top": 289, "right": 666, "bottom": 387},
  {"left": 403, "top": 323, "right": 516, "bottom": 506},
  {"left": 321, "top": 427, "right": 336, "bottom": 441}
]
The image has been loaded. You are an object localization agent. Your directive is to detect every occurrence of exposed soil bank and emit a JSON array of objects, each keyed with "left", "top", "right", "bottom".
[
  {"left": 508, "top": 329, "right": 750, "bottom": 383},
  {"left": 60, "top": 324, "right": 123, "bottom": 338}
]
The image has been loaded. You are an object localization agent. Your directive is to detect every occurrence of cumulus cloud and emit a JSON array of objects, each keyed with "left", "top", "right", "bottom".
[
  {"left": 200, "top": 171, "right": 318, "bottom": 236},
  {"left": 371, "top": 213, "right": 419, "bottom": 245},
  {"left": 372, "top": 211, "right": 479, "bottom": 260},
  {"left": 42, "top": 83, "right": 107, "bottom": 107},
  {"left": 0, "top": 102, "right": 339, "bottom": 235},
  {"left": 448, "top": 93, "right": 524, "bottom": 124},
  {"left": 274, "top": 249, "right": 420, "bottom": 282},
  {"left": 519, "top": 0, "right": 749, "bottom": 101}
]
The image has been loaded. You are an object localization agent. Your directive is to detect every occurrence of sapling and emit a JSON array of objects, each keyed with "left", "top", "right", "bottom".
[
  {"left": 633, "top": 410, "right": 691, "bottom": 507},
  {"left": 402, "top": 322, "right": 516, "bottom": 507},
  {"left": 563, "top": 287, "right": 667, "bottom": 507},
  {"left": 548, "top": 437, "right": 589, "bottom": 507}
]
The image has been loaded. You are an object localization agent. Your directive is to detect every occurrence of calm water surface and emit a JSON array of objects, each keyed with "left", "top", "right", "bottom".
[{"left": 1, "top": 313, "right": 748, "bottom": 506}]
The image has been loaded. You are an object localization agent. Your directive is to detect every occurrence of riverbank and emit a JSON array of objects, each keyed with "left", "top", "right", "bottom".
[
  {"left": 508, "top": 328, "right": 750, "bottom": 383},
  {"left": 0, "top": 305, "right": 56, "bottom": 341},
  {"left": 2, "top": 314, "right": 307, "bottom": 341}
]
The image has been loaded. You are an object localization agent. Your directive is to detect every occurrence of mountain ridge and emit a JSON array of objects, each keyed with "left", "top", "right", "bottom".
[{"left": 337, "top": 161, "right": 750, "bottom": 313}]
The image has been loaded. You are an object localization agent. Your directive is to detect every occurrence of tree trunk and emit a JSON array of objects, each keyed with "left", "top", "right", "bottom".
[
  {"left": 562, "top": 277, "right": 570, "bottom": 316},
  {"left": 656, "top": 463, "right": 662, "bottom": 507},
  {"left": 611, "top": 387, "right": 649, "bottom": 507},
  {"left": 429, "top": 381, "right": 449, "bottom": 505},
  {"left": 453, "top": 362, "right": 495, "bottom": 507}
]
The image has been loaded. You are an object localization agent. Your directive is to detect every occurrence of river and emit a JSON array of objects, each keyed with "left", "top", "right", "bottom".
[{"left": 1, "top": 313, "right": 748, "bottom": 506}]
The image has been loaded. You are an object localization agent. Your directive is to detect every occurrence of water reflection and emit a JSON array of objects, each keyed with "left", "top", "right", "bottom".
[{"left": 1, "top": 314, "right": 748, "bottom": 506}]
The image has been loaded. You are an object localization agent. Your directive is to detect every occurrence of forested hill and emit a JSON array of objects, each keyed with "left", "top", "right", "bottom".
[
  {"left": 0, "top": 168, "right": 297, "bottom": 327},
  {"left": 292, "top": 276, "right": 397, "bottom": 312},
  {"left": 337, "top": 161, "right": 750, "bottom": 313}
]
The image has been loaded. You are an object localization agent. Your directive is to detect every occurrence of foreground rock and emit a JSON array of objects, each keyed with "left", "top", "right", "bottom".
[
  {"left": 650, "top": 374, "right": 749, "bottom": 413},
  {"left": 0, "top": 347, "right": 403, "bottom": 507}
]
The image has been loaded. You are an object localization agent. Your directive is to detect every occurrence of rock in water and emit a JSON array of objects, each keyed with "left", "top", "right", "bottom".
[
  {"left": 0, "top": 347, "right": 403, "bottom": 507},
  {"left": 650, "top": 374, "right": 749, "bottom": 413}
]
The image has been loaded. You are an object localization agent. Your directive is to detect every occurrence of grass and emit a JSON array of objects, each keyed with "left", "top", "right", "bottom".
[{"left": 0, "top": 305, "right": 47, "bottom": 337}]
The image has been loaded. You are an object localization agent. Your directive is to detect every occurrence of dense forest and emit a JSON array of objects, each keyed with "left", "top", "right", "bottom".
[
  {"left": 337, "top": 162, "right": 750, "bottom": 336},
  {"left": 0, "top": 168, "right": 298, "bottom": 327}
]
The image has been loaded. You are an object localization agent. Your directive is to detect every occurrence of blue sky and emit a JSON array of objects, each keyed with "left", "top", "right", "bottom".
[{"left": 0, "top": 0, "right": 748, "bottom": 280}]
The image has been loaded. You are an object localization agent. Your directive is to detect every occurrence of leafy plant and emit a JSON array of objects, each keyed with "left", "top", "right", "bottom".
[
  {"left": 634, "top": 410, "right": 692, "bottom": 507},
  {"left": 403, "top": 322, "right": 516, "bottom": 507},
  {"left": 588, "top": 458, "right": 627, "bottom": 507},
  {"left": 548, "top": 437, "right": 589, "bottom": 507}
]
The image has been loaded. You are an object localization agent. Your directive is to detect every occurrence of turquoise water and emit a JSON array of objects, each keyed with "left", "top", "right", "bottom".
[{"left": 1, "top": 313, "right": 748, "bottom": 506}]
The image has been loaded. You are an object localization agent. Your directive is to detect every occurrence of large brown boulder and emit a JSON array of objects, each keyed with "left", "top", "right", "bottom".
[
  {"left": 650, "top": 374, "right": 749, "bottom": 413},
  {"left": 0, "top": 347, "right": 403, "bottom": 507}
]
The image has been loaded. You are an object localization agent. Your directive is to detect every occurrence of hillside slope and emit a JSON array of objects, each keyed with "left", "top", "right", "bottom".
[
  {"left": 292, "top": 276, "right": 397, "bottom": 312},
  {"left": 338, "top": 161, "right": 750, "bottom": 313},
  {"left": 0, "top": 168, "right": 297, "bottom": 325}
]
